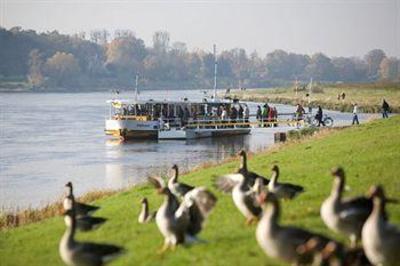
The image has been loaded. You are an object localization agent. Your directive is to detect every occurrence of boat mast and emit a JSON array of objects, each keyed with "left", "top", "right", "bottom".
[
  {"left": 308, "top": 77, "right": 312, "bottom": 105},
  {"left": 213, "top": 44, "right": 218, "bottom": 101},
  {"left": 135, "top": 74, "right": 139, "bottom": 102}
]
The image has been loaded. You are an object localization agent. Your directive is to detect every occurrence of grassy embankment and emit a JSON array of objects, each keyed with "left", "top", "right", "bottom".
[
  {"left": 231, "top": 82, "right": 400, "bottom": 113},
  {"left": 1, "top": 116, "right": 400, "bottom": 266}
]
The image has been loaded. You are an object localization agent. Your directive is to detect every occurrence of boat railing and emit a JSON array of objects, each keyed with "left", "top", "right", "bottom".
[{"left": 184, "top": 118, "right": 304, "bottom": 129}]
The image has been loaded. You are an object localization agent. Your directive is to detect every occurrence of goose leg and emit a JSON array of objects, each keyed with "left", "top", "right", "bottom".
[
  {"left": 158, "top": 240, "right": 171, "bottom": 254},
  {"left": 350, "top": 235, "right": 357, "bottom": 248},
  {"left": 245, "top": 217, "right": 258, "bottom": 226},
  {"left": 245, "top": 217, "right": 252, "bottom": 226}
]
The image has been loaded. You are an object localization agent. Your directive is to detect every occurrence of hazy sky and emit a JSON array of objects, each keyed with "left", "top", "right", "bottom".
[{"left": 1, "top": 0, "right": 399, "bottom": 57}]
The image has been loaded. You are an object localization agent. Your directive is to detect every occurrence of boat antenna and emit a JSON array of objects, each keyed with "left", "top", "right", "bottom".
[
  {"left": 135, "top": 74, "right": 139, "bottom": 102},
  {"left": 213, "top": 44, "right": 218, "bottom": 101}
]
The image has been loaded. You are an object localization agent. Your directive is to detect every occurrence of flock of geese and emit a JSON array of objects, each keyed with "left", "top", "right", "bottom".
[{"left": 59, "top": 151, "right": 399, "bottom": 266}]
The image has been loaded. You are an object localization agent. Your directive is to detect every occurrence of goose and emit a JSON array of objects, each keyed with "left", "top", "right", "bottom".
[
  {"left": 167, "top": 164, "right": 194, "bottom": 198},
  {"left": 215, "top": 173, "right": 262, "bottom": 225},
  {"left": 297, "top": 238, "right": 371, "bottom": 266},
  {"left": 148, "top": 176, "right": 217, "bottom": 252},
  {"left": 362, "top": 185, "right": 400, "bottom": 266},
  {"left": 59, "top": 209, "right": 124, "bottom": 266},
  {"left": 138, "top": 197, "right": 156, "bottom": 224},
  {"left": 320, "top": 167, "right": 393, "bottom": 247},
  {"left": 64, "top": 182, "right": 99, "bottom": 217},
  {"left": 267, "top": 165, "right": 304, "bottom": 199},
  {"left": 237, "top": 150, "right": 269, "bottom": 186},
  {"left": 256, "top": 190, "right": 335, "bottom": 265},
  {"left": 64, "top": 214, "right": 107, "bottom": 232}
]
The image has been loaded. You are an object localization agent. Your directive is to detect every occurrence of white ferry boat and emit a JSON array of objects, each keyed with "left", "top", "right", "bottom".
[{"left": 105, "top": 98, "right": 251, "bottom": 140}]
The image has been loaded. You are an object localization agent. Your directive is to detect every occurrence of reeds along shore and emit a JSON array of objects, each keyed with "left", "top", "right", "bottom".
[{"left": 0, "top": 190, "right": 116, "bottom": 229}]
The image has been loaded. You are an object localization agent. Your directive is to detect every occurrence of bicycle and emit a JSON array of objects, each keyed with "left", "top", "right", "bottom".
[{"left": 311, "top": 114, "right": 334, "bottom": 127}]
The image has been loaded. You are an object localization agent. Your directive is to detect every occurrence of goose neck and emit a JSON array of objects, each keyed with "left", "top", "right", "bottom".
[
  {"left": 371, "top": 197, "right": 384, "bottom": 220},
  {"left": 240, "top": 153, "right": 247, "bottom": 171},
  {"left": 262, "top": 199, "right": 280, "bottom": 231},
  {"left": 269, "top": 171, "right": 278, "bottom": 188},
  {"left": 62, "top": 217, "right": 76, "bottom": 248},
  {"left": 67, "top": 185, "right": 73, "bottom": 196},
  {"left": 142, "top": 202, "right": 149, "bottom": 217},
  {"left": 331, "top": 176, "right": 344, "bottom": 199}
]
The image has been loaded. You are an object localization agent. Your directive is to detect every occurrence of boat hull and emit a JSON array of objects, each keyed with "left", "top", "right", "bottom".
[
  {"left": 105, "top": 119, "right": 159, "bottom": 139},
  {"left": 186, "top": 128, "right": 250, "bottom": 139}
]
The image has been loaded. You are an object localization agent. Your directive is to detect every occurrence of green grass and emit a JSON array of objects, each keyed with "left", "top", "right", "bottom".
[
  {"left": 232, "top": 82, "right": 400, "bottom": 113},
  {"left": 1, "top": 116, "right": 400, "bottom": 266}
]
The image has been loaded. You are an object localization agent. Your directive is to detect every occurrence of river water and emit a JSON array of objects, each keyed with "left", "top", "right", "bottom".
[{"left": 0, "top": 90, "right": 372, "bottom": 209}]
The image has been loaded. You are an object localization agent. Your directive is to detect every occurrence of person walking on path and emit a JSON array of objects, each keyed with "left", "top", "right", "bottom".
[
  {"left": 295, "top": 103, "right": 305, "bottom": 121},
  {"left": 315, "top": 106, "right": 325, "bottom": 127},
  {"left": 352, "top": 103, "right": 359, "bottom": 125},
  {"left": 382, "top": 99, "right": 390, "bottom": 119}
]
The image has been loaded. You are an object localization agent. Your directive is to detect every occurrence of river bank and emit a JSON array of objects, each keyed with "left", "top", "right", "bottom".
[
  {"left": 6, "top": 90, "right": 370, "bottom": 210},
  {"left": 1, "top": 116, "right": 399, "bottom": 266},
  {"left": 229, "top": 83, "right": 400, "bottom": 113}
]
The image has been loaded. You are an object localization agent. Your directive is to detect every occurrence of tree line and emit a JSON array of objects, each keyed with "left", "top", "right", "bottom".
[{"left": 0, "top": 26, "right": 399, "bottom": 91}]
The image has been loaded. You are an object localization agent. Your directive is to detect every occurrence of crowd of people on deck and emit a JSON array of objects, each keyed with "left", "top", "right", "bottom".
[{"left": 255, "top": 104, "right": 278, "bottom": 127}]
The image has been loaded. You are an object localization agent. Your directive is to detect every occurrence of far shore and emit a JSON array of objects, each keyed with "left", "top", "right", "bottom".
[{"left": 227, "top": 83, "right": 400, "bottom": 113}]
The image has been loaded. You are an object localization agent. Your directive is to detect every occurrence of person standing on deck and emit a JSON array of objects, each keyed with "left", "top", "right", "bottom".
[
  {"left": 238, "top": 105, "right": 244, "bottom": 121},
  {"left": 221, "top": 107, "right": 228, "bottom": 121},
  {"left": 230, "top": 106, "right": 238, "bottom": 123},
  {"left": 352, "top": 103, "right": 359, "bottom": 125},
  {"left": 262, "top": 104, "right": 269, "bottom": 127},
  {"left": 243, "top": 105, "right": 250, "bottom": 125},
  {"left": 382, "top": 99, "right": 390, "bottom": 119},
  {"left": 256, "top": 105, "right": 262, "bottom": 124}
]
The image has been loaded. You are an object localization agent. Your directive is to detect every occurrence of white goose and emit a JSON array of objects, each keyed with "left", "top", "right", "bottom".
[
  {"left": 362, "top": 185, "right": 399, "bottom": 266},
  {"left": 59, "top": 209, "right": 124, "bottom": 266}
]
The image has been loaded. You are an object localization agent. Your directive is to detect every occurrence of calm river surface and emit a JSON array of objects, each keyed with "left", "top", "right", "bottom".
[{"left": 0, "top": 90, "right": 372, "bottom": 209}]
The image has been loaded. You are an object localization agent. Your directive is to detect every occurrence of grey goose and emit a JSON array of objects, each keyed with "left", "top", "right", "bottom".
[
  {"left": 362, "top": 185, "right": 399, "bottom": 266},
  {"left": 59, "top": 209, "right": 124, "bottom": 266},
  {"left": 256, "top": 191, "right": 336, "bottom": 265},
  {"left": 64, "top": 182, "right": 99, "bottom": 217},
  {"left": 297, "top": 237, "right": 371, "bottom": 266},
  {"left": 215, "top": 173, "right": 262, "bottom": 225},
  {"left": 321, "top": 167, "right": 394, "bottom": 247},
  {"left": 167, "top": 164, "right": 194, "bottom": 198},
  {"left": 267, "top": 165, "right": 304, "bottom": 200},
  {"left": 138, "top": 197, "right": 156, "bottom": 224},
  {"left": 237, "top": 150, "right": 269, "bottom": 186}
]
